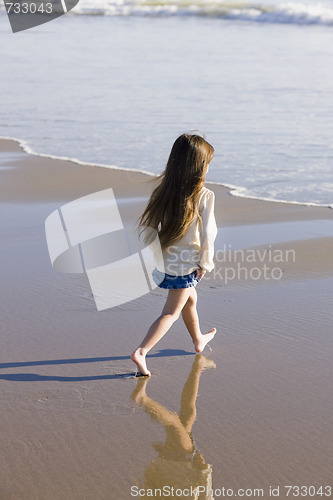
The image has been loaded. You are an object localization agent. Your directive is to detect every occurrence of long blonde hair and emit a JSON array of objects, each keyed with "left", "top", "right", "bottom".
[{"left": 137, "top": 134, "right": 214, "bottom": 250}]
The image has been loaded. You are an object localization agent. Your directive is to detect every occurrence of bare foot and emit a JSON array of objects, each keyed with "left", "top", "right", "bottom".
[
  {"left": 194, "top": 328, "right": 216, "bottom": 353},
  {"left": 130, "top": 348, "right": 151, "bottom": 377}
]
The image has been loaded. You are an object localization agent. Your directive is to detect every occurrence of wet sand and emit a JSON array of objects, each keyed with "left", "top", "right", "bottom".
[{"left": 1, "top": 138, "right": 332, "bottom": 499}]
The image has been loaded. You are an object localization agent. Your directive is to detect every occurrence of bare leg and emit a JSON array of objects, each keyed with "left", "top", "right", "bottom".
[
  {"left": 131, "top": 288, "right": 191, "bottom": 376},
  {"left": 181, "top": 287, "right": 216, "bottom": 353}
]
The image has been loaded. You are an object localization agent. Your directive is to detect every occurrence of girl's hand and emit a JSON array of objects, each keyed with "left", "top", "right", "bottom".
[{"left": 196, "top": 267, "right": 206, "bottom": 280}]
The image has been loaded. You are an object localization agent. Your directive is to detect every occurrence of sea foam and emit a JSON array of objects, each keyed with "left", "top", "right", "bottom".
[
  {"left": 64, "top": 0, "right": 333, "bottom": 25},
  {"left": 2, "top": 1, "right": 331, "bottom": 25}
]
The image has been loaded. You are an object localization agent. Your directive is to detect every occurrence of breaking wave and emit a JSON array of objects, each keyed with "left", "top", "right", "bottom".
[{"left": 70, "top": 1, "right": 333, "bottom": 25}]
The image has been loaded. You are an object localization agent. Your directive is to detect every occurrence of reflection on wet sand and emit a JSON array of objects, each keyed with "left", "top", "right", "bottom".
[{"left": 131, "top": 355, "right": 216, "bottom": 499}]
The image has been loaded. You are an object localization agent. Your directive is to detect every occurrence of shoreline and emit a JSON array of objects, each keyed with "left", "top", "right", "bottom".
[
  {"left": 1, "top": 135, "right": 332, "bottom": 211},
  {"left": 1, "top": 137, "right": 333, "bottom": 229}
]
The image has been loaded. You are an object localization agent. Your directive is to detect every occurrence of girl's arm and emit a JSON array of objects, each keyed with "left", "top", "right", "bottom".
[{"left": 198, "top": 190, "right": 218, "bottom": 274}]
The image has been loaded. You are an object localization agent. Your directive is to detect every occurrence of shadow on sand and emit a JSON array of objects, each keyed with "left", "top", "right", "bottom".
[{"left": 0, "top": 349, "right": 195, "bottom": 382}]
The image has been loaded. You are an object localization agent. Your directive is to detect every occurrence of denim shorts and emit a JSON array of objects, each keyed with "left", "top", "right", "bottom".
[{"left": 152, "top": 268, "right": 200, "bottom": 289}]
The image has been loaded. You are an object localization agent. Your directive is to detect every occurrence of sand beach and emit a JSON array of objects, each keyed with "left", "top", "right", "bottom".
[{"left": 0, "top": 137, "right": 332, "bottom": 499}]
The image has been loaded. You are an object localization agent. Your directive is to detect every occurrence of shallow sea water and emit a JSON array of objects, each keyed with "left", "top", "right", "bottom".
[{"left": 1, "top": 10, "right": 333, "bottom": 205}]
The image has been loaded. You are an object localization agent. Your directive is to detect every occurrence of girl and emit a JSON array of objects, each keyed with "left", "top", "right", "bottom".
[{"left": 131, "top": 133, "right": 218, "bottom": 376}]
